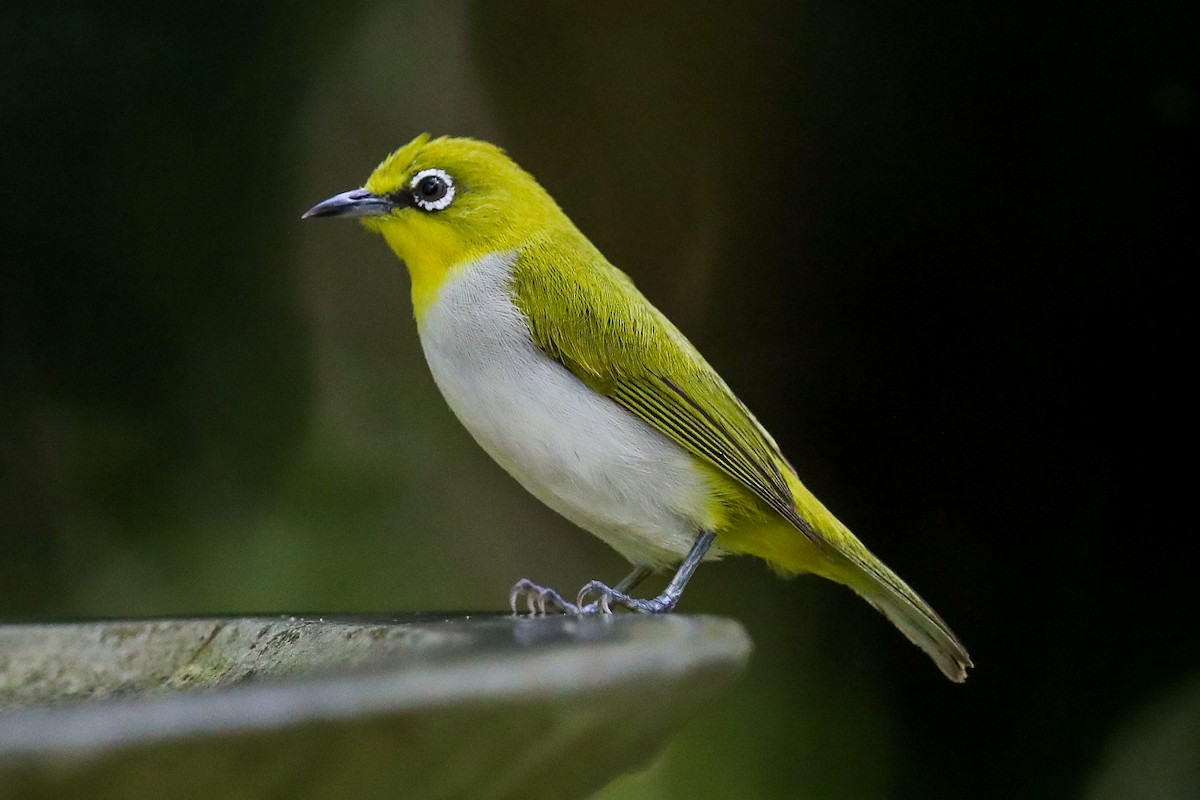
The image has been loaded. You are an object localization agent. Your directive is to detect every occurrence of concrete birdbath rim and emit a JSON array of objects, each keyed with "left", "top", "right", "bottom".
[{"left": 0, "top": 613, "right": 752, "bottom": 762}]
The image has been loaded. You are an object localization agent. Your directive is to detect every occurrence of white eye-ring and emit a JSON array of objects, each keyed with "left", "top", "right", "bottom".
[{"left": 410, "top": 168, "right": 456, "bottom": 211}]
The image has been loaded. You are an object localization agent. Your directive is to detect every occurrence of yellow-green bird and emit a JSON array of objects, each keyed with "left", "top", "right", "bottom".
[{"left": 304, "top": 134, "right": 972, "bottom": 682}]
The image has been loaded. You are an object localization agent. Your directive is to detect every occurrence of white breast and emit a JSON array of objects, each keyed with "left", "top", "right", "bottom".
[{"left": 417, "top": 251, "right": 713, "bottom": 568}]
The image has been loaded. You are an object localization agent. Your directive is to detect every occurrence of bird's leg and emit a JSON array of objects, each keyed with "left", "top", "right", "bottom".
[
  {"left": 509, "top": 578, "right": 581, "bottom": 615},
  {"left": 577, "top": 530, "right": 715, "bottom": 614}
]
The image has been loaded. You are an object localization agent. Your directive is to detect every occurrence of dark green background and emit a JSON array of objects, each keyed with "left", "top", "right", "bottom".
[{"left": 2, "top": 2, "right": 1196, "bottom": 798}]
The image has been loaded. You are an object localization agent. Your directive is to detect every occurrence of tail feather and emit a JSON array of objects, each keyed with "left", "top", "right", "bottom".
[
  {"left": 731, "top": 472, "right": 972, "bottom": 680},
  {"left": 844, "top": 555, "right": 973, "bottom": 682}
]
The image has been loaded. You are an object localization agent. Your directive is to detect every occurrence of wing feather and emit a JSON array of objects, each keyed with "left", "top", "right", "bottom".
[{"left": 511, "top": 252, "right": 823, "bottom": 548}]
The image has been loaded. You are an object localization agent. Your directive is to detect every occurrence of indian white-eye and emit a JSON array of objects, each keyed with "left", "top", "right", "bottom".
[{"left": 304, "top": 134, "right": 972, "bottom": 682}]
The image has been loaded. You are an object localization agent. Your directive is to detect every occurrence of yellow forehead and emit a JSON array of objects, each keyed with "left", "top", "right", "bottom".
[
  {"left": 363, "top": 132, "right": 433, "bottom": 194},
  {"left": 363, "top": 134, "right": 530, "bottom": 199}
]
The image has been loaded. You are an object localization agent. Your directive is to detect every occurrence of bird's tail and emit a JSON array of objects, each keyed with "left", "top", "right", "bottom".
[
  {"left": 836, "top": 548, "right": 973, "bottom": 682},
  {"left": 722, "top": 471, "right": 972, "bottom": 680}
]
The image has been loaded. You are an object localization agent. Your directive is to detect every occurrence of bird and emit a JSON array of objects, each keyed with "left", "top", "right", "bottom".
[{"left": 303, "top": 134, "right": 972, "bottom": 682}]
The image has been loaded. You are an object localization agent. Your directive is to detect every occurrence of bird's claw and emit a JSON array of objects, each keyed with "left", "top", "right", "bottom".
[
  {"left": 509, "top": 578, "right": 582, "bottom": 615},
  {"left": 511, "top": 577, "right": 677, "bottom": 616},
  {"left": 576, "top": 580, "right": 628, "bottom": 613}
]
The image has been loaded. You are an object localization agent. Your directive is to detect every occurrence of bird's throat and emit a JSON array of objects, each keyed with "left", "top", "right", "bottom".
[{"left": 378, "top": 224, "right": 479, "bottom": 322}]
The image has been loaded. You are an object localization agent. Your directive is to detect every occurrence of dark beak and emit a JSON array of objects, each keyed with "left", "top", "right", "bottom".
[{"left": 301, "top": 188, "right": 392, "bottom": 220}]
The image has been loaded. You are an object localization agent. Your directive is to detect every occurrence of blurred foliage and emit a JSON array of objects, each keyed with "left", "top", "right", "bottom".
[{"left": 1, "top": 1, "right": 1196, "bottom": 799}]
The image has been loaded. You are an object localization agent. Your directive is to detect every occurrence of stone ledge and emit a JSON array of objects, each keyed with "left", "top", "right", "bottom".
[{"left": 0, "top": 613, "right": 751, "bottom": 799}]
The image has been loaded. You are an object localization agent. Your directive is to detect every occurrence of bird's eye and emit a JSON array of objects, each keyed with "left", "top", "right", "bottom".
[{"left": 409, "top": 168, "right": 455, "bottom": 211}]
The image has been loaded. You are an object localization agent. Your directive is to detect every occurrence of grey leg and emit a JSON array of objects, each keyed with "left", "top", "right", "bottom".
[
  {"left": 614, "top": 565, "right": 652, "bottom": 594},
  {"left": 576, "top": 531, "right": 716, "bottom": 614}
]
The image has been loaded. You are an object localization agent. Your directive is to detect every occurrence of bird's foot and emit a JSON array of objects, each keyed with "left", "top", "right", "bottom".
[
  {"left": 576, "top": 580, "right": 678, "bottom": 614},
  {"left": 509, "top": 578, "right": 582, "bottom": 615}
]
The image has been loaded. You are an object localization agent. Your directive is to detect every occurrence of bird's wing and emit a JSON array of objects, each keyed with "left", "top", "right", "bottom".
[{"left": 511, "top": 256, "right": 824, "bottom": 548}]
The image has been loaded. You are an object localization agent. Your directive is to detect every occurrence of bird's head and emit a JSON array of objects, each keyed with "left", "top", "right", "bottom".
[{"left": 304, "top": 134, "right": 566, "bottom": 317}]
